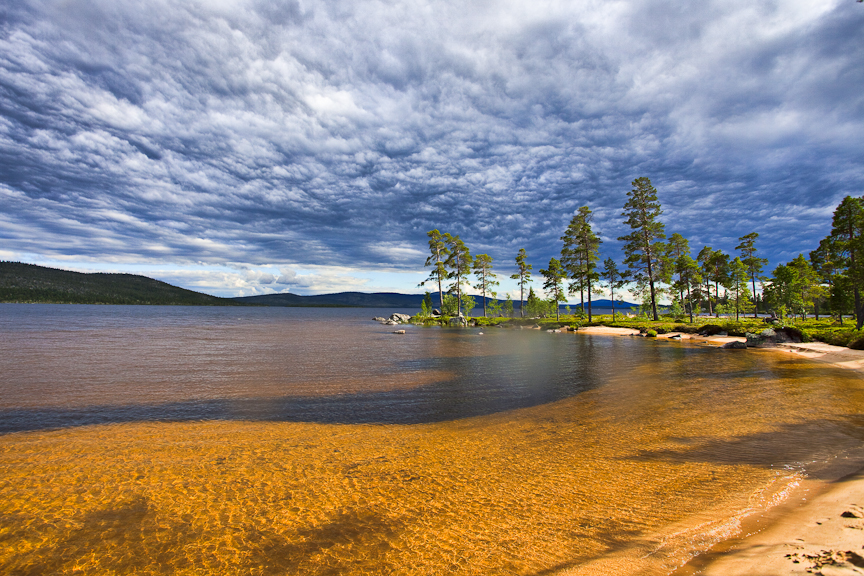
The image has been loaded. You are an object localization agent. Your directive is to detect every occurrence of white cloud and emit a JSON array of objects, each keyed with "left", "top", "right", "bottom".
[{"left": 0, "top": 0, "right": 861, "bottom": 297}]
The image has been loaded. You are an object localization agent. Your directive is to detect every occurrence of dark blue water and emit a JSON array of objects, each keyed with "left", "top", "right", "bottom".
[{"left": 0, "top": 304, "right": 755, "bottom": 433}]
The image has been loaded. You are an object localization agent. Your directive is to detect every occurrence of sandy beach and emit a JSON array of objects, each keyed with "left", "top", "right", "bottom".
[
  {"left": 576, "top": 325, "right": 864, "bottom": 575},
  {"left": 679, "top": 343, "right": 864, "bottom": 575}
]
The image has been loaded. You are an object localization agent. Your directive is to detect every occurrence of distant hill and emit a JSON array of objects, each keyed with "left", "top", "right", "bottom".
[
  {"left": 585, "top": 299, "right": 639, "bottom": 309},
  {"left": 0, "top": 262, "right": 236, "bottom": 306},
  {"left": 232, "top": 292, "right": 426, "bottom": 308},
  {"left": 0, "top": 262, "right": 641, "bottom": 310},
  {"left": 236, "top": 293, "right": 639, "bottom": 310}
]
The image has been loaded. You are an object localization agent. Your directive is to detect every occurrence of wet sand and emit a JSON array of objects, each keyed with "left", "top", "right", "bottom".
[
  {"left": 578, "top": 327, "right": 864, "bottom": 575},
  {"left": 675, "top": 468, "right": 864, "bottom": 576}
]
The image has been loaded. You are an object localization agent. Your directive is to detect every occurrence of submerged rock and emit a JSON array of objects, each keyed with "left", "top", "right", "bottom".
[
  {"left": 392, "top": 329, "right": 406, "bottom": 334},
  {"left": 722, "top": 341, "right": 747, "bottom": 349}
]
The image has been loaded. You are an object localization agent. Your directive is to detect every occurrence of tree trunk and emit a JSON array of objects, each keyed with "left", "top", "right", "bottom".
[
  {"left": 587, "top": 279, "right": 592, "bottom": 322},
  {"left": 855, "top": 288, "right": 863, "bottom": 331},
  {"left": 714, "top": 280, "right": 720, "bottom": 318},
  {"left": 687, "top": 283, "right": 693, "bottom": 323},
  {"left": 520, "top": 282, "right": 524, "bottom": 318},
  {"left": 751, "top": 274, "right": 758, "bottom": 317}
]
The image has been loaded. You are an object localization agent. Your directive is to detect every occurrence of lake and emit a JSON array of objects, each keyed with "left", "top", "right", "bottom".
[{"left": 1, "top": 304, "right": 863, "bottom": 574}]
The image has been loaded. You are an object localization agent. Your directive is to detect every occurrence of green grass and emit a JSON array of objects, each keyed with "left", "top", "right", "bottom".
[{"left": 413, "top": 311, "right": 863, "bottom": 349}]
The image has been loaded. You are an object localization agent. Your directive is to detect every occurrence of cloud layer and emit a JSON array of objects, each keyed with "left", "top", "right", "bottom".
[{"left": 1, "top": 0, "right": 862, "bottom": 294}]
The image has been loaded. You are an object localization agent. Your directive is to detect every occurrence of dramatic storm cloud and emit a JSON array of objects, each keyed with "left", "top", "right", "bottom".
[{"left": 1, "top": 0, "right": 862, "bottom": 295}]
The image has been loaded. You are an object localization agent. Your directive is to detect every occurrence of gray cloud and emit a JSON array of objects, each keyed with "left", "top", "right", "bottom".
[{"left": 1, "top": 0, "right": 862, "bottom": 293}]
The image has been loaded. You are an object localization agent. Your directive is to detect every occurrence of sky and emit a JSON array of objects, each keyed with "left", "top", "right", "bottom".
[{"left": 1, "top": 0, "right": 862, "bottom": 300}]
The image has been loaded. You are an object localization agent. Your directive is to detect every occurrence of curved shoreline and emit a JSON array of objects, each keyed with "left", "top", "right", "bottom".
[{"left": 576, "top": 325, "right": 864, "bottom": 574}]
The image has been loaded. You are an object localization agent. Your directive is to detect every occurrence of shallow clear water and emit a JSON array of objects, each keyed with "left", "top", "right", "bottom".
[{"left": 1, "top": 304, "right": 863, "bottom": 575}]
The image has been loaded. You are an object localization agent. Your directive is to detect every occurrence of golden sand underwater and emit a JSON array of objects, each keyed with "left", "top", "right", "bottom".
[{"left": 2, "top": 344, "right": 863, "bottom": 576}]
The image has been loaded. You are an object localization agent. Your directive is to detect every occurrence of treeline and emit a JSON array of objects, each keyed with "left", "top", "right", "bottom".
[
  {"left": 0, "top": 262, "right": 236, "bottom": 306},
  {"left": 422, "top": 178, "right": 864, "bottom": 330}
]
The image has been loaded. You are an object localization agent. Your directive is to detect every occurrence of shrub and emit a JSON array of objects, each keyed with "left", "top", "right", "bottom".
[
  {"left": 646, "top": 329, "right": 658, "bottom": 338},
  {"left": 849, "top": 335, "right": 864, "bottom": 350}
]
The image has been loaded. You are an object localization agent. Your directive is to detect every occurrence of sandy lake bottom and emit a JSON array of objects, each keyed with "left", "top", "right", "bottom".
[{"left": 1, "top": 305, "right": 863, "bottom": 575}]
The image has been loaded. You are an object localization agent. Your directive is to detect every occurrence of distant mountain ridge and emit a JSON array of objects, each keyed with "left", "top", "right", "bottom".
[
  {"left": 0, "top": 262, "right": 640, "bottom": 309},
  {"left": 0, "top": 261, "right": 233, "bottom": 306},
  {"left": 235, "top": 292, "right": 639, "bottom": 309}
]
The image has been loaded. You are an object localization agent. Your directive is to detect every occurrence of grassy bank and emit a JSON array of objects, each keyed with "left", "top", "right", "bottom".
[{"left": 411, "top": 313, "right": 864, "bottom": 349}]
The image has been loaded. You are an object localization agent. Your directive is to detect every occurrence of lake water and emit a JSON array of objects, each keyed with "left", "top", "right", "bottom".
[{"left": 1, "top": 304, "right": 863, "bottom": 575}]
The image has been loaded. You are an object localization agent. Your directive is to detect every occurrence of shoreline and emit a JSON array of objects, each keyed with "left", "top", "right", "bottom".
[
  {"left": 576, "top": 325, "right": 864, "bottom": 374},
  {"left": 578, "top": 324, "right": 864, "bottom": 575},
  {"left": 673, "top": 465, "right": 864, "bottom": 576}
]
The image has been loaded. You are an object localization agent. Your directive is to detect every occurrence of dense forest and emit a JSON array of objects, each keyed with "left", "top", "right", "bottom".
[
  {"left": 0, "top": 262, "right": 236, "bottom": 306},
  {"left": 423, "top": 178, "right": 864, "bottom": 330}
]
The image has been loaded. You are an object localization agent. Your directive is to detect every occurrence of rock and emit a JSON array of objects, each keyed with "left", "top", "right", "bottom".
[
  {"left": 468, "top": 320, "right": 477, "bottom": 327},
  {"left": 431, "top": 309, "right": 441, "bottom": 317},
  {"left": 449, "top": 315, "right": 467, "bottom": 327},
  {"left": 385, "top": 320, "right": 399, "bottom": 325},
  {"left": 373, "top": 317, "right": 386, "bottom": 322},
  {"left": 669, "top": 334, "right": 682, "bottom": 340},
  {"left": 478, "top": 332, "right": 484, "bottom": 335},
  {"left": 716, "top": 331, "right": 728, "bottom": 337},
  {"left": 723, "top": 341, "right": 747, "bottom": 349},
  {"left": 389, "top": 313, "right": 412, "bottom": 323},
  {"left": 392, "top": 329, "right": 406, "bottom": 334},
  {"left": 747, "top": 331, "right": 775, "bottom": 347}
]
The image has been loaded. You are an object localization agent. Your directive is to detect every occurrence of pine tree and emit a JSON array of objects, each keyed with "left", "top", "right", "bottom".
[
  {"left": 510, "top": 248, "right": 532, "bottom": 318},
  {"left": 735, "top": 232, "right": 768, "bottom": 317},
  {"left": 421, "top": 230, "right": 449, "bottom": 311},
  {"left": 472, "top": 254, "right": 498, "bottom": 318},
  {"left": 725, "top": 257, "right": 752, "bottom": 321},
  {"left": 787, "top": 254, "right": 826, "bottom": 321},
  {"left": 666, "top": 233, "right": 690, "bottom": 311},
  {"left": 619, "top": 177, "right": 666, "bottom": 321},
  {"left": 561, "top": 206, "right": 602, "bottom": 321},
  {"left": 600, "top": 258, "right": 629, "bottom": 320},
  {"left": 825, "top": 196, "right": 864, "bottom": 329},
  {"left": 443, "top": 234, "right": 471, "bottom": 316},
  {"left": 540, "top": 258, "right": 567, "bottom": 321}
]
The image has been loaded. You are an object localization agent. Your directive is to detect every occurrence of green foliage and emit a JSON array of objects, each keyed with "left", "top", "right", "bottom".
[
  {"left": 504, "top": 294, "right": 514, "bottom": 317},
  {"left": 600, "top": 257, "right": 629, "bottom": 320},
  {"left": 646, "top": 329, "right": 657, "bottom": 337},
  {"left": 825, "top": 195, "right": 864, "bottom": 329},
  {"left": 667, "top": 299, "right": 684, "bottom": 320},
  {"left": 849, "top": 335, "right": 864, "bottom": 350},
  {"left": 444, "top": 234, "right": 472, "bottom": 313},
  {"left": 487, "top": 297, "right": 503, "bottom": 317},
  {"left": 421, "top": 229, "right": 449, "bottom": 311},
  {"left": 525, "top": 287, "right": 542, "bottom": 317},
  {"left": 462, "top": 294, "right": 476, "bottom": 317},
  {"left": 510, "top": 248, "right": 533, "bottom": 318},
  {"left": 472, "top": 253, "right": 498, "bottom": 318},
  {"left": 619, "top": 177, "right": 666, "bottom": 321},
  {"left": 736, "top": 232, "right": 768, "bottom": 316},
  {"left": 540, "top": 257, "right": 567, "bottom": 320},
  {"left": 561, "top": 206, "right": 602, "bottom": 321},
  {"left": 442, "top": 293, "right": 459, "bottom": 316}
]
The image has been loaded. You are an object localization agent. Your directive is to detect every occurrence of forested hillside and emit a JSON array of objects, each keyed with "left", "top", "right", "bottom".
[{"left": 0, "top": 262, "right": 235, "bottom": 306}]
